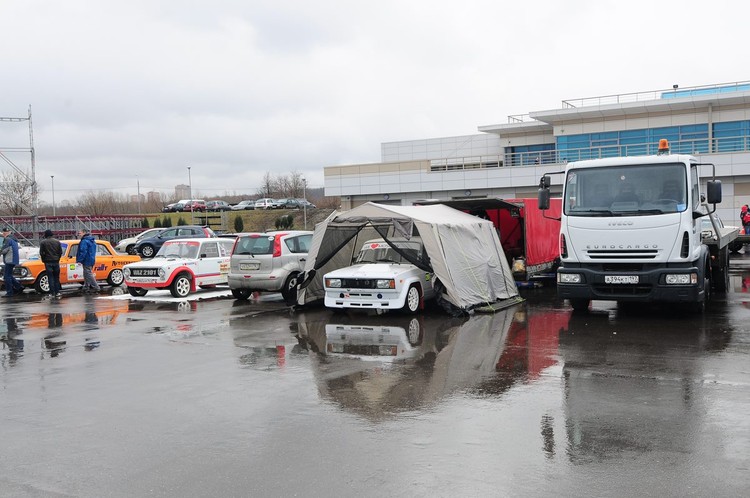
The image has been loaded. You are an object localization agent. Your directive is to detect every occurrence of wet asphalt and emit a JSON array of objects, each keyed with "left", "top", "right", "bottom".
[{"left": 1, "top": 258, "right": 750, "bottom": 497}]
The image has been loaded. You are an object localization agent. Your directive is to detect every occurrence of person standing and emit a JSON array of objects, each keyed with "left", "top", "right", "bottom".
[
  {"left": 76, "top": 229, "right": 100, "bottom": 293},
  {"left": 40, "top": 229, "right": 63, "bottom": 298},
  {"left": 1, "top": 227, "right": 23, "bottom": 298}
]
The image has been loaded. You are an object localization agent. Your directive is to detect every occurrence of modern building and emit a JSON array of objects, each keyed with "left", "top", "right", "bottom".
[
  {"left": 324, "top": 80, "right": 750, "bottom": 224},
  {"left": 174, "top": 184, "right": 190, "bottom": 200}
]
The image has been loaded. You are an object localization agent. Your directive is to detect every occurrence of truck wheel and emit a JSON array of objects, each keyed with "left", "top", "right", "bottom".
[
  {"left": 170, "top": 273, "right": 192, "bottom": 298},
  {"left": 402, "top": 284, "right": 421, "bottom": 314},
  {"left": 34, "top": 272, "right": 51, "bottom": 294},
  {"left": 232, "top": 289, "right": 251, "bottom": 300},
  {"left": 570, "top": 299, "right": 590, "bottom": 312},
  {"left": 714, "top": 248, "right": 729, "bottom": 293}
]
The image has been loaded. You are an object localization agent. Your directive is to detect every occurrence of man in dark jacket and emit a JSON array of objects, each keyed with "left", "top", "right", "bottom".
[
  {"left": 40, "top": 229, "right": 63, "bottom": 298},
  {"left": 1, "top": 227, "right": 23, "bottom": 297},
  {"left": 76, "top": 229, "right": 100, "bottom": 293}
]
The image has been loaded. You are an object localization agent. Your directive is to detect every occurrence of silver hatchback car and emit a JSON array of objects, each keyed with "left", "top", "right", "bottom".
[{"left": 228, "top": 230, "right": 313, "bottom": 303}]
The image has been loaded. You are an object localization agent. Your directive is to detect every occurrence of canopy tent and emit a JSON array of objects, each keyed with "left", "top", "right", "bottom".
[{"left": 297, "top": 202, "right": 519, "bottom": 312}]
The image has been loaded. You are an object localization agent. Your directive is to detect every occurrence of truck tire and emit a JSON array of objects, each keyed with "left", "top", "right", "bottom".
[
  {"left": 713, "top": 248, "right": 729, "bottom": 293},
  {"left": 694, "top": 258, "right": 711, "bottom": 314},
  {"left": 570, "top": 299, "right": 590, "bottom": 312}
]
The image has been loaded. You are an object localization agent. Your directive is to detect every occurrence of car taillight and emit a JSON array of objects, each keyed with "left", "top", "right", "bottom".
[{"left": 273, "top": 235, "right": 283, "bottom": 257}]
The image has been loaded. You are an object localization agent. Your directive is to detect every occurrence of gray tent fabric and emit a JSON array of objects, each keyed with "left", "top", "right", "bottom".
[{"left": 297, "top": 202, "right": 518, "bottom": 311}]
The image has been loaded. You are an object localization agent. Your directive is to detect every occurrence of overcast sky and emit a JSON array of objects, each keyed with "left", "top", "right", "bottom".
[{"left": 0, "top": 0, "right": 743, "bottom": 204}]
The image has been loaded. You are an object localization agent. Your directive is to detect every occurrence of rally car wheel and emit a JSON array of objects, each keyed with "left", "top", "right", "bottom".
[
  {"left": 402, "top": 285, "right": 421, "bottom": 314},
  {"left": 170, "top": 274, "right": 192, "bottom": 298},
  {"left": 35, "top": 272, "right": 51, "bottom": 294},
  {"left": 107, "top": 269, "right": 125, "bottom": 286},
  {"left": 128, "top": 287, "right": 148, "bottom": 297}
]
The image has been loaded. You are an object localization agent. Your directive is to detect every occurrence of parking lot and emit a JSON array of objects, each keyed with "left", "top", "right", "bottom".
[{"left": 2, "top": 256, "right": 750, "bottom": 496}]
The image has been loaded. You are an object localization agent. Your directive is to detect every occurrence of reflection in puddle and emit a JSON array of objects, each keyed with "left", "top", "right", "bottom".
[{"left": 296, "top": 305, "right": 568, "bottom": 420}]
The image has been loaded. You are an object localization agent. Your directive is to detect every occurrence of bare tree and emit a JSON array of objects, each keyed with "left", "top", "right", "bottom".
[{"left": 0, "top": 168, "right": 37, "bottom": 215}]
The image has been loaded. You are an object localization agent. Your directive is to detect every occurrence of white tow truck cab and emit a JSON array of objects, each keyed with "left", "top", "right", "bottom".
[{"left": 538, "top": 139, "right": 737, "bottom": 313}]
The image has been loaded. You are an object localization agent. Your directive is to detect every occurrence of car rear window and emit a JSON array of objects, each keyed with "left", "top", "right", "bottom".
[{"left": 234, "top": 235, "right": 273, "bottom": 255}]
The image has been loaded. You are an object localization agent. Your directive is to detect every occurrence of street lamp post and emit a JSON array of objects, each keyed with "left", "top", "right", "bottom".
[
  {"left": 302, "top": 178, "right": 307, "bottom": 230},
  {"left": 137, "top": 175, "right": 141, "bottom": 215},
  {"left": 187, "top": 166, "right": 193, "bottom": 223},
  {"left": 51, "top": 175, "right": 56, "bottom": 216}
]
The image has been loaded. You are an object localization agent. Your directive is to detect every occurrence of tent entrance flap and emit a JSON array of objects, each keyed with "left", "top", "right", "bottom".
[{"left": 296, "top": 202, "right": 519, "bottom": 311}]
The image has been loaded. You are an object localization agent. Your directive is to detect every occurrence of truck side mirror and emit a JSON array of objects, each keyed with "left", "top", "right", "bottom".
[
  {"left": 706, "top": 180, "right": 722, "bottom": 204},
  {"left": 538, "top": 188, "right": 550, "bottom": 210}
]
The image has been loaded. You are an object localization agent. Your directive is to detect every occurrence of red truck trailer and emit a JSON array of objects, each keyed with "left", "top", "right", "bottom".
[{"left": 414, "top": 197, "right": 561, "bottom": 281}]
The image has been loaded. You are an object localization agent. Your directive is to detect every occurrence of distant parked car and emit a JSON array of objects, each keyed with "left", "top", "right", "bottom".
[
  {"left": 182, "top": 200, "right": 207, "bottom": 212},
  {"left": 231, "top": 200, "right": 256, "bottom": 211},
  {"left": 133, "top": 225, "right": 217, "bottom": 258},
  {"left": 162, "top": 202, "right": 184, "bottom": 213},
  {"left": 115, "top": 228, "right": 165, "bottom": 254},
  {"left": 272, "top": 198, "right": 301, "bottom": 209},
  {"left": 323, "top": 237, "right": 435, "bottom": 314},
  {"left": 124, "top": 238, "right": 235, "bottom": 298},
  {"left": 206, "top": 200, "right": 232, "bottom": 212},
  {"left": 228, "top": 230, "right": 313, "bottom": 303},
  {"left": 254, "top": 198, "right": 276, "bottom": 210},
  {"left": 297, "top": 199, "right": 316, "bottom": 209}
]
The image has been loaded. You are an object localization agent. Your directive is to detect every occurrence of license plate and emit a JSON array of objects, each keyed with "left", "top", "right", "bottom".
[
  {"left": 131, "top": 268, "right": 158, "bottom": 277},
  {"left": 240, "top": 262, "right": 260, "bottom": 271},
  {"left": 605, "top": 275, "right": 639, "bottom": 284}
]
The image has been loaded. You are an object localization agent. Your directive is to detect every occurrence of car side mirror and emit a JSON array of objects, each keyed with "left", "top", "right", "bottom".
[{"left": 200, "top": 253, "right": 207, "bottom": 259}]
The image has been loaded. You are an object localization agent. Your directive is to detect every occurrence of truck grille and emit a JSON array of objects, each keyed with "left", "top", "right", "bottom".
[
  {"left": 592, "top": 284, "right": 652, "bottom": 296},
  {"left": 586, "top": 249, "right": 658, "bottom": 260}
]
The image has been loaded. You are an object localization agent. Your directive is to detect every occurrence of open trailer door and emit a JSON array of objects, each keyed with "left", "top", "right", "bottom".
[{"left": 414, "top": 197, "right": 561, "bottom": 281}]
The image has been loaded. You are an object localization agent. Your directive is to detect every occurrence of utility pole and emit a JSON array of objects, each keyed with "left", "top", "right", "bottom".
[
  {"left": 187, "top": 166, "right": 193, "bottom": 224},
  {"left": 137, "top": 175, "right": 141, "bottom": 215},
  {"left": 51, "top": 175, "right": 55, "bottom": 216}
]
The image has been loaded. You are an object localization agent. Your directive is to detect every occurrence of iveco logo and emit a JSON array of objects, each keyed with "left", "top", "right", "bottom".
[
  {"left": 586, "top": 244, "right": 659, "bottom": 249},
  {"left": 608, "top": 221, "right": 634, "bottom": 226}
]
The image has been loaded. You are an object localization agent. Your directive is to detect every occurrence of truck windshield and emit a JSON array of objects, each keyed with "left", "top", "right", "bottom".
[{"left": 564, "top": 163, "right": 688, "bottom": 216}]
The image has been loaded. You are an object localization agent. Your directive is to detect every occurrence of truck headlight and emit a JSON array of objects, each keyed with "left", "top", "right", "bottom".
[
  {"left": 124, "top": 267, "right": 130, "bottom": 277},
  {"left": 158, "top": 268, "right": 166, "bottom": 278},
  {"left": 376, "top": 279, "right": 395, "bottom": 289},
  {"left": 665, "top": 273, "right": 697, "bottom": 285},
  {"left": 558, "top": 273, "right": 582, "bottom": 284},
  {"left": 326, "top": 278, "right": 342, "bottom": 288}
]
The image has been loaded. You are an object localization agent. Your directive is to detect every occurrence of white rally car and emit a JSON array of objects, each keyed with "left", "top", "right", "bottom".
[
  {"left": 123, "top": 238, "right": 235, "bottom": 298},
  {"left": 323, "top": 238, "right": 435, "bottom": 313}
]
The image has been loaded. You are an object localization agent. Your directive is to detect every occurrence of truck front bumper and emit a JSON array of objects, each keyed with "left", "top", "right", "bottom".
[{"left": 557, "top": 265, "right": 704, "bottom": 303}]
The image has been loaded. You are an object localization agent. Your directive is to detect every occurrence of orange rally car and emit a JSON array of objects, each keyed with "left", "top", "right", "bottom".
[{"left": 1, "top": 239, "right": 141, "bottom": 293}]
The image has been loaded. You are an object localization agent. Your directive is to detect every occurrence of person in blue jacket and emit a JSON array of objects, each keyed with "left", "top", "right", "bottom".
[
  {"left": 1, "top": 227, "right": 23, "bottom": 297},
  {"left": 76, "top": 229, "right": 100, "bottom": 293}
]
